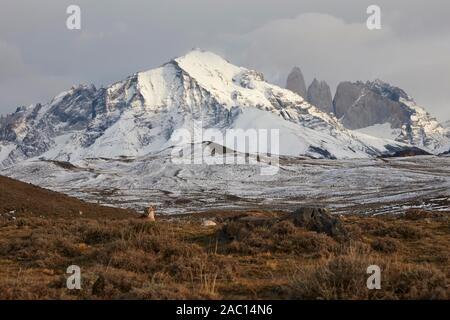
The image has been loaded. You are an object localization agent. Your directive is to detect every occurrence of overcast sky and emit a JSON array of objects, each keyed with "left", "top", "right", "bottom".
[{"left": 1, "top": 0, "right": 449, "bottom": 121}]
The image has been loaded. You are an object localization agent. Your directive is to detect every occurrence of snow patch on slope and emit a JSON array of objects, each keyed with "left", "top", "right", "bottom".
[
  {"left": 355, "top": 123, "right": 402, "bottom": 141},
  {"left": 0, "top": 143, "right": 16, "bottom": 162}
]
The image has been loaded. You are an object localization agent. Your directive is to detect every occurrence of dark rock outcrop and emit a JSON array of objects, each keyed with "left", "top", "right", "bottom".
[
  {"left": 286, "top": 67, "right": 307, "bottom": 98},
  {"left": 217, "top": 207, "right": 347, "bottom": 242},
  {"left": 288, "top": 207, "right": 347, "bottom": 239},
  {"left": 332, "top": 80, "right": 450, "bottom": 153},
  {"left": 307, "top": 79, "right": 333, "bottom": 114},
  {"left": 333, "top": 80, "right": 412, "bottom": 130}
]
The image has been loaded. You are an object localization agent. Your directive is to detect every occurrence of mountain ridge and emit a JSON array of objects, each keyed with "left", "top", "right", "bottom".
[
  {"left": 334, "top": 79, "right": 450, "bottom": 153},
  {"left": 0, "top": 50, "right": 428, "bottom": 168},
  {"left": 284, "top": 68, "right": 450, "bottom": 154}
]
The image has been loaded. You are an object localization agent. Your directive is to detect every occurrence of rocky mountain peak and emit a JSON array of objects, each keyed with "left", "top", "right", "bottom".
[
  {"left": 307, "top": 78, "right": 333, "bottom": 114},
  {"left": 333, "top": 81, "right": 413, "bottom": 128},
  {"left": 333, "top": 80, "right": 450, "bottom": 153},
  {"left": 364, "top": 79, "right": 411, "bottom": 102},
  {"left": 286, "top": 67, "right": 307, "bottom": 98}
]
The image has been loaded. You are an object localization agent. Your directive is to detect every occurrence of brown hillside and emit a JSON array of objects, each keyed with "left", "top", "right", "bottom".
[
  {"left": 0, "top": 175, "right": 448, "bottom": 300},
  {"left": 0, "top": 175, "right": 135, "bottom": 219}
]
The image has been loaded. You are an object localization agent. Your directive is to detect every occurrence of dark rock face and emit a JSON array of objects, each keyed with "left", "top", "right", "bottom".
[
  {"left": 333, "top": 81, "right": 412, "bottom": 130},
  {"left": 289, "top": 207, "right": 347, "bottom": 239},
  {"left": 332, "top": 80, "right": 450, "bottom": 153},
  {"left": 382, "top": 145, "right": 431, "bottom": 158},
  {"left": 286, "top": 67, "right": 307, "bottom": 98},
  {"left": 307, "top": 79, "right": 333, "bottom": 114},
  {"left": 307, "top": 146, "right": 337, "bottom": 160},
  {"left": 333, "top": 82, "right": 359, "bottom": 119},
  {"left": 47, "top": 85, "right": 98, "bottom": 130},
  {"left": 0, "top": 84, "right": 103, "bottom": 166}
]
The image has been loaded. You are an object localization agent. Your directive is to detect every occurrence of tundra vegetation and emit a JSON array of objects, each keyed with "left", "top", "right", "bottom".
[{"left": 0, "top": 175, "right": 448, "bottom": 300}]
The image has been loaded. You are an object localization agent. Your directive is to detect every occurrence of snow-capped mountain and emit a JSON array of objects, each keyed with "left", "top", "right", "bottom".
[
  {"left": 333, "top": 80, "right": 450, "bottom": 154},
  {"left": 0, "top": 50, "right": 424, "bottom": 168}
]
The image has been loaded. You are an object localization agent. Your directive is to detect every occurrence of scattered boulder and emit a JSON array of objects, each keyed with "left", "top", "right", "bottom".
[
  {"left": 217, "top": 212, "right": 278, "bottom": 241},
  {"left": 217, "top": 208, "right": 348, "bottom": 242},
  {"left": 287, "top": 207, "right": 347, "bottom": 239}
]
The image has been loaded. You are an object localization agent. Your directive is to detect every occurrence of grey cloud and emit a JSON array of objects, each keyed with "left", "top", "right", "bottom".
[
  {"left": 0, "top": 40, "right": 27, "bottom": 82},
  {"left": 210, "top": 13, "right": 450, "bottom": 120}
]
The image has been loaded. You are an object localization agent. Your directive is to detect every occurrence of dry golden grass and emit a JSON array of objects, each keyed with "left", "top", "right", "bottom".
[{"left": 0, "top": 209, "right": 448, "bottom": 300}]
